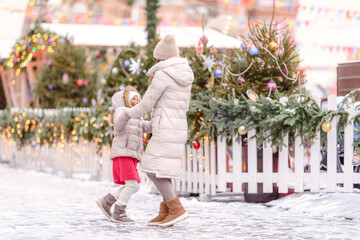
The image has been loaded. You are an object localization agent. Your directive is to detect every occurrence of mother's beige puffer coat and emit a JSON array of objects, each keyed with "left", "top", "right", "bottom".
[
  {"left": 126, "top": 57, "right": 194, "bottom": 178},
  {"left": 110, "top": 86, "right": 152, "bottom": 160}
]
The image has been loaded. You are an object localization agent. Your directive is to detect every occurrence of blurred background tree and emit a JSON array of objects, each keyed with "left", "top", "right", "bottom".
[{"left": 35, "top": 38, "right": 96, "bottom": 108}]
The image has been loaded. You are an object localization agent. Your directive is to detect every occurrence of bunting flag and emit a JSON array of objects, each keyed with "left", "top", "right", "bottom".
[{"left": 297, "top": 42, "right": 360, "bottom": 57}]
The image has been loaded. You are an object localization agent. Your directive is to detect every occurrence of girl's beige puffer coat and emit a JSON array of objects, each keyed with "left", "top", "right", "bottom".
[
  {"left": 110, "top": 86, "right": 152, "bottom": 160},
  {"left": 126, "top": 57, "right": 194, "bottom": 179}
]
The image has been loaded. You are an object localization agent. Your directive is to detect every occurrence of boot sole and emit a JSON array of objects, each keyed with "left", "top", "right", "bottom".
[
  {"left": 147, "top": 222, "right": 161, "bottom": 226},
  {"left": 159, "top": 212, "right": 189, "bottom": 227},
  {"left": 96, "top": 200, "right": 111, "bottom": 220},
  {"left": 110, "top": 218, "right": 135, "bottom": 225}
]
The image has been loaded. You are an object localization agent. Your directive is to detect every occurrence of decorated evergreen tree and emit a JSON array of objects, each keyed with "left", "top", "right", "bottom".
[
  {"left": 35, "top": 38, "right": 96, "bottom": 108},
  {"left": 182, "top": 36, "right": 225, "bottom": 98},
  {"left": 220, "top": 16, "right": 303, "bottom": 99},
  {"left": 103, "top": 41, "right": 157, "bottom": 100}
]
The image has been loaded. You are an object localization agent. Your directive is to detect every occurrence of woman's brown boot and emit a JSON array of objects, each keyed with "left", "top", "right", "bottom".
[
  {"left": 158, "top": 197, "right": 189, "bottom": 227},
  {"left": 147, "top": 202, "right": 169, "bottom": 226}
]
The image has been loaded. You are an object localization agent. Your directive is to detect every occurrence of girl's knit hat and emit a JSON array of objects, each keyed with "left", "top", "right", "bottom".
[{"left": 153, "top": 35, "right": 179, "bottom": 60}]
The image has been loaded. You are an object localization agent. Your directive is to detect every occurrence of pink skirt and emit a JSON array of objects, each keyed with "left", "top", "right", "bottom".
[{"left": 112, "top": 156, "right": 141, "bottom": 185}]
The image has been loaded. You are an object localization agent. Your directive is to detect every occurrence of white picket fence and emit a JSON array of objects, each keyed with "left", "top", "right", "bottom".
[{"left": 1, "top": 94, "right": 360, "bottom": 199}]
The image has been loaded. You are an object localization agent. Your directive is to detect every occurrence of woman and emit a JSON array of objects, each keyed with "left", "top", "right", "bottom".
[{"left": 125, "top": 34, "right": 194, "bottom": 227}]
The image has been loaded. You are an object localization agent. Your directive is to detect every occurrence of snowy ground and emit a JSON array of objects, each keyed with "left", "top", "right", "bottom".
[{"left": 0, "top": 164, "right": 359, "bottom": 240}]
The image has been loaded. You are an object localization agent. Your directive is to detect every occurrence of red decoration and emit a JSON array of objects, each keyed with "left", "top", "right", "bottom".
[
  {"left": 283, "top": 66, "right": 288, "bottom": 76},
  {"left": 143, "top": 138, "right": 147, "bottom": 145},
  {"left": 76, "top": 79, "right": 83, "bottom": 87},
  {"left": 84, "top": 79, "right": 89, "bottom": 85},
  {"left": 96, "top": 51, "right": 102, "bottom": 58},
  {"left": 193, "top": 141, "right": 200, "bottom": 150}
]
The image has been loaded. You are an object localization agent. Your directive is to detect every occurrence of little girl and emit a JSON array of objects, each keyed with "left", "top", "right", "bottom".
[{"left": 96, "top": 86, "right": 151, "bottom": 224}]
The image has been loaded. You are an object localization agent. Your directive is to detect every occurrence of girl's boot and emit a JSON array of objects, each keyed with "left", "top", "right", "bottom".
[
  {"left": 96, "top": 193, "right": 117, "bottom": 219},
  {"left": 111, "top": 205, "right": 135, "bottom": 224}
]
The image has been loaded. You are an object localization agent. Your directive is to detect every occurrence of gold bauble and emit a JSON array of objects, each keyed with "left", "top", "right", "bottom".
[
  {"left": 268, "top": 41, "right": 278, "bottom": 52},
  {"left": 100, "top": 78, "right": 106, "bottom": 84},
  {"left": 238, "top": 125, "right": 247, "bottom": 135},
  {"left": 272, "top": 145, "right": 278, "bottom": 153},
  {"left": 321, "top": 122, "right": 332, "bottom": 133}
]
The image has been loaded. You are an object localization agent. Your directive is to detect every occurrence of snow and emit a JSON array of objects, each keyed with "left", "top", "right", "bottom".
[
  {"left": 0, "top": 163, "right": 359, "bottom": 239},
  {"left": 267, "top": 191, "right": 360, "bottom": 220}
]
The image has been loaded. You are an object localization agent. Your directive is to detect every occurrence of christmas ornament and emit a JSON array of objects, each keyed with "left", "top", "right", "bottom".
[
  {"left": 237, "top": 77, "right": 246, "bottom": 84},
  {"left": 62, "top": 73, "right": 69, "bottom": 84},
  {"left": 129, "top": 58, "right": 141, "bottom": 75},
  {"left": 238, "top": 125, "right": 247, "bottom": 135},
  {"left": 111, "top": 67, "right": 119, "bottom": 74},
  {"left": 201, "top": 55, "right": 216, "bottom": 72},
  {"left": 267, "top": 82, "right": 277, "bottom": 89},
  {"left": 255, "top": 57, "right": 265, "bottom": 68},
  {"left": 84, "top": 79, "right": 89, "bottom": 86},
  {"left": 193, "top": 141, "right": 200, "bottom": 150},
  {"left": 96, "top": 51, "right": 102, "bottom": 58},
  {"left": 217, "top": 61, "right": 223, "bottom": 66},
  {"left": 46, "top": 60, "right": 52, "bottom": 67},
  {"left": 76, "top": 79, "right": 83, "bottom": 87},
  {"left": 82, "top": 97, "right": 88, "bottom": 104},
  {"left": 268, "top": 41, "right": 278, "bottom": 52},
  {"left": 214, "top": 69, "right": 222, "bottom": 77},
  {"left": 283, "top": 66, "right": 288, "bottom": 76},
  {"left": 97, "top": 89, "right": 103, "bottom": 101},
  {"left": 47, "top": 85, "right": 53, "bottom": 90},
  {"left": 123, "top": 59, "right": 130, "bottom": 68},
  {"left": 321, "top": 122, "right": 332, "bottom": 133},
  {"left": 249, "top": 47, "right": 259, "bottom": 56},
  {"left": 240, "top": 43, "right": 248, "bottom": 51},
  {"left": 91, "top": 99, "right": 97, "bottom": 107},
  {"left": 272, "top": 145, "right": 278, "bottom": 153},
  {"left": 119, "top": 84, "right": 126, "bottom": 90},
  {"left": 246, "top": 90, "right": 259, "bottom": 101},
  {"left": 200, "top": 35, "right": 208, "bottom": 42},
  {"left": 211, "top": 47, "right": 217, "bottom": 55},
  {"left": 196, "top": 43, "right": 203, "bottom": 56},
  {"left": 129, "top": 78, "right": 133, "bottom": 83},
  {"left": 278, "top": 76, "right": 284, "bottom": 82},
  {"left": 100, "top": 78, "right": 106, "bottom": 84}
]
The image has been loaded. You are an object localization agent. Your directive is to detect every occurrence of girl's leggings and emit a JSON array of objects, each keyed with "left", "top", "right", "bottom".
[{"left": 110, "top": 180, "right": 139, "bottom": 206}]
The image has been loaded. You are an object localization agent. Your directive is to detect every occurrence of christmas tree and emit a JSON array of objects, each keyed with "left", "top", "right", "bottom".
[
  {"left": 35, "top": 38, "right": 96, "bottom": 108},
  {"left": 220, "top": 17, "right": 303, "bottom": 99},
  {"left": 103, "top": 41, "right": 157, "bottom": 100}
]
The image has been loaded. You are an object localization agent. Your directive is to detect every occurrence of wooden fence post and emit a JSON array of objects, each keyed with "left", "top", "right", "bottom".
[
  {"left": 310, "top": 95, "right": 321, "bottom": 192},
  {"left": 327, "top": 95, "right": 337, "bottom": 192},
  {"left": 344, "top": 103, "right": 355, "bottom": 192},
  {"left": 247, "top": 129, "right": 257, "bottom": 193},
  {"left": 216, "top": 133, "right": 227, "bottom": 192}
]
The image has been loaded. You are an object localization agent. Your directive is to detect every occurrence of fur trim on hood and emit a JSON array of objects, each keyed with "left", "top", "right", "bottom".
[{"left": 123, "top": 86, "right": 141, "bottom": 108}]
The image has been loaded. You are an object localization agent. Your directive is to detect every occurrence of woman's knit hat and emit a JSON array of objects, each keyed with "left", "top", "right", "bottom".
[{"left": 153, "top": 35, "right": 179, "bottom": 60}]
